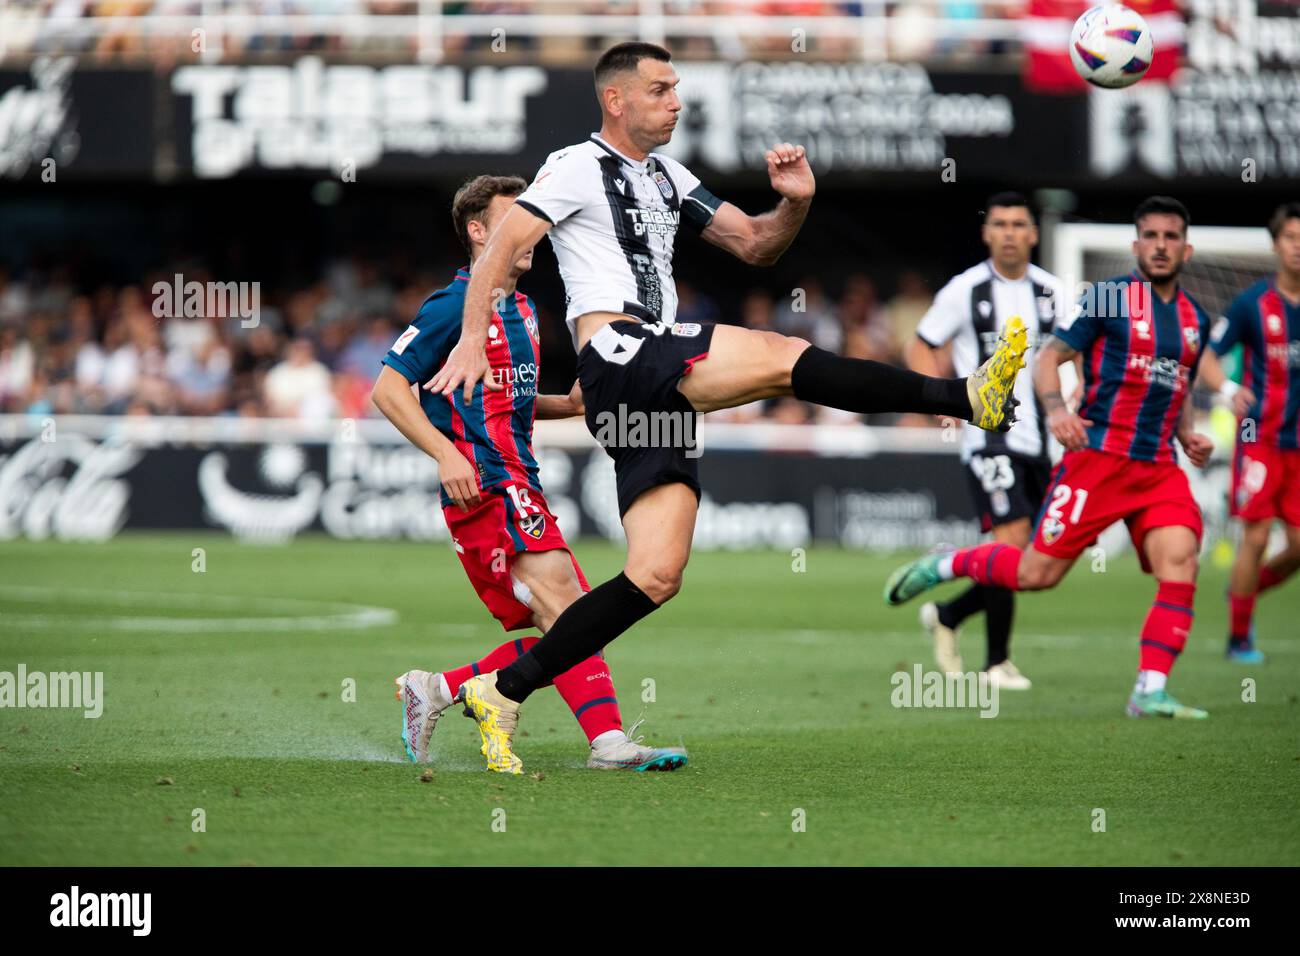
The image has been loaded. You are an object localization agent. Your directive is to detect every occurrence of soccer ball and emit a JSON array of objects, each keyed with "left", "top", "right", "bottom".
[{"left": 1069, "top": 4, "right": 1154, "bottom": 89}]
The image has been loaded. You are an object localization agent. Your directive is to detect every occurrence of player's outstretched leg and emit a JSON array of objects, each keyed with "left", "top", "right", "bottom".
[
  {"left": 1127, "top": 527, "right": 1208, "bottom": 720},
  {"left": 680, "top": 315, "right": 1029, "bottom": 432}
]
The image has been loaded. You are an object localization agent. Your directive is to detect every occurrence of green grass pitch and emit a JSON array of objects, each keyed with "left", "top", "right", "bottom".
[{"left": 1, "top": 534, "right": 1297, "bottom": 866}]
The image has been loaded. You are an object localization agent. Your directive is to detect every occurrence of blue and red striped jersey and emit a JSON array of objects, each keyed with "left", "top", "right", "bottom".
[
  {"left": 382, "top": 267, "right": 543, "bottom": 507},
  {"left": 1056, "top": 273, "right": 1211, "bottom": 463},
  {"left": 1211, "top": 277, "right": 1300, "bottom": 450}
]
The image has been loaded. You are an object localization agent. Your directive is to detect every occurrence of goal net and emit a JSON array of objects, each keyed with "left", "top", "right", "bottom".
[
  {"left": 1049, "top": 223, "right": 1276, "bottom": 322},
  {"left": 1046, "top": 221, "right": 1278, "bottom": 557}
]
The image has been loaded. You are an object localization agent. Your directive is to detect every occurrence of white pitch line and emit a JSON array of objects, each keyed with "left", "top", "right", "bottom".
[{"left": 0, "top": 585, "right": 398, "bottom": 633}]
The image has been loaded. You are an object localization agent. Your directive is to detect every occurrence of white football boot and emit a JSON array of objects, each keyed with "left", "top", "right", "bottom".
[
  {"left": 586, "top": 717, "right": 688, "bottom": 772},
  {"left": 984, "top": 660, "right": 1032, "bottom": 691},
  {"left": 920, "top": 602, "right": 963, "bottom": 675},
  {"left": 395, "top": 669, "right": 454, "bottom": 763}
]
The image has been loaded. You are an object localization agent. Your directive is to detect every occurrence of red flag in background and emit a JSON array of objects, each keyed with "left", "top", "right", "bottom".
[{"left": 1022, "top": 0, "right": 1186, "bottom": 93}]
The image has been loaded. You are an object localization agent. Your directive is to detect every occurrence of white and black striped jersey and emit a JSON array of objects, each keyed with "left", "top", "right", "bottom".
[
  {"left": 916, "top": 260, "right": 1065, "bottom": 462},
  {"left": 514, "top": 133, "right": 723, "bottom": 349}
]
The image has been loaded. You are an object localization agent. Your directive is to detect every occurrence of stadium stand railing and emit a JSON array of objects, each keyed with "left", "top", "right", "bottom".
[{"left": 0, "top": 0, "right": 1028, "bottom": 65}]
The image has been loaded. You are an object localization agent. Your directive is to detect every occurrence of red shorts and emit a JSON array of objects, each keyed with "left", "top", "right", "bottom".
[
  {"left": 442, "top": 486, "right": 589, "bottom": 632},
  {"left": 1231, "top": 442, "right": 1300, "bottom": 526},
  {"left": 1032, "top": 449, "right": 1203, "bottom": 572}
]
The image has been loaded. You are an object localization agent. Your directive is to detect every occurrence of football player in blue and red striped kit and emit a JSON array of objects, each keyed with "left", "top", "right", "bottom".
[
  {"left": 1196, "top": 202, "right": 1300, "bottom": 663},
  {"left": 373, "top": 174, "right": 686, "bottom": 772},
  {"left": 885, "top": 196, "right": 1216, "bottom": 718}
]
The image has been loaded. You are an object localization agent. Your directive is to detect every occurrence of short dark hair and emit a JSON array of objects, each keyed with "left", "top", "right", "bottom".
[
  {"left": 451, "top": 174, "right": 527, "bottom": 255},
  {"left": 984, "top": 191, "right": 1034, "bottom": 222},
  {"left": 1133, "top": 195, "right": 1190, "bottom": 235},
  {"left": 594, "top": 41, "right": 672, "bottom": 92},
  {"left": 1267, "top": 202, "right": 1300, "bottom": 240}
]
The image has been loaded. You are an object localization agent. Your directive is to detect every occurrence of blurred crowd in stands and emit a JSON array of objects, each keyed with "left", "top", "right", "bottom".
[
  {"left": 0, "top": 257, "right": 941, "bottom": 424},
  {"left": 0, "top": 1, "right": 1020, "bottom": 62}
]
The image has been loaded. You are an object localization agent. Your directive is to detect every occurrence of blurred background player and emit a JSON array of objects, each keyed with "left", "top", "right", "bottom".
[
  {"left": 1196, "top": 202, "right": 1300, "bottom": 664},
  {"left": 908, "top": 192, "right": 1067, "bottom": 689},
  {"left": 886, "top": 196, "right": 1215, "bottom": 719},
  {"left": 372, "top": 173, "right": 686, "bottom": 773}
]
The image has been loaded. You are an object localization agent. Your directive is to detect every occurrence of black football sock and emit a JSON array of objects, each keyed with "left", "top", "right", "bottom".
[
  {"left": 790, "top": 346, "right": 971, "bottom": 420},
  {"left": 937, "top": 585, "right": 986, "bottom": 630},
  {"left": 983, "top": 587, "right": 1015, "bottom": 669},
  {"left": 494, "top": 572, "right": 659, "bottom": 704}
]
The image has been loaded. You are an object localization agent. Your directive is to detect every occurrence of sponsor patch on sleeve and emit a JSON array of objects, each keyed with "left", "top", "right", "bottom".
[{"left": 391, "top": 325, "right": 420, "bottom": 355}]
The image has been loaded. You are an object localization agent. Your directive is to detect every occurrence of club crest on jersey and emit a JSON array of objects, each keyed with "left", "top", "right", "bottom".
[
  {"left": 653, "top": 171, "right": 673, "bottom": 199},
  {"left": 671, "top": 322, "right": 702, "bottom": 337},
  {"left": 1182, "top": 325, "right": 1200, "bottom": 351},
  {"left": 524, "top": 314, "right": 539, "bottom": 340},
  {"left": 977, "top": 300, "right": 993, "bottom": 319},
  {"left": 519, "top": 513, "right": 546, "bottom": 540},
  {"left": 1040, "top": 516, "right": 1065, "bottom": 545}
]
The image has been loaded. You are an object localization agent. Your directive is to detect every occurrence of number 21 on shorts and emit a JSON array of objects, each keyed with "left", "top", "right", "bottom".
[{"left": 1047, "top": 484, "right": 1088, "bottom": 525}]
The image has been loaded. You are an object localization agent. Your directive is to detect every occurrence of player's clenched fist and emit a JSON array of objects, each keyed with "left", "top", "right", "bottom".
[
  {"left": 424, "top": 336, "right": 502, "bottom": 404},
  {"left": 1048, "top": 405, "right": 1093, "bottom": 451},
  {"left": 434, "top": 445, "right": 481, "bottom": 513},
  {"left": 764, "top": 143, "right": 815, "bottom": 203},
  {"left": 1177, "top": 430, "right": 1214, "bottom": 469},
  {"left": 1231, "top": 385, "right": 1256, "bottom": 419}
]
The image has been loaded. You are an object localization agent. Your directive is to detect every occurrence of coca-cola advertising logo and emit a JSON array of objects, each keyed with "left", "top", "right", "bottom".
[{"left": 0, "top": 429, "right": 138, "bottom": 541}]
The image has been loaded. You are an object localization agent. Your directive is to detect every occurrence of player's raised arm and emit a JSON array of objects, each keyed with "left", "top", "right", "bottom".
[
  {"left": 1035, "top": 335, "right": 1093, "bottom": 451},
  {"left": 427, "top": 205, "right": 552, "bottom": 403},
  {"left": 699, "top": 143, "right": 814, "bottom": 267}
]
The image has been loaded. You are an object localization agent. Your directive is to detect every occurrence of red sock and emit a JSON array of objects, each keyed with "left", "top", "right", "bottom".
[
  {"left": 1228, "top": 592, "right": 1256, "bottom": 642},
  {"left": 442, "top": 637, "right": 542, "bottom": 698},
  {"left": 1139, "top": 581, "right": 1195, "bottom": 674},
  {"left": 1257, "top": 565, "right": 1285, "bottom": 593},
  {"left": 441, "top": 640, "right": 622, "bottom": 744},
  {"left": 950, "top": 543, "right": 1022, "bottom": 590},
  {"left": 551, "top": 654, "right": 623, "bottom": 744}
]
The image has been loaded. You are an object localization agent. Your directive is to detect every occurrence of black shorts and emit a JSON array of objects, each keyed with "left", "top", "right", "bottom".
[
  {"left": 576, "top": 319, "right": 715, "bottom": 516},
  {"left": 963, "top": 452, "right": 1053, "bottom": 532}
]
